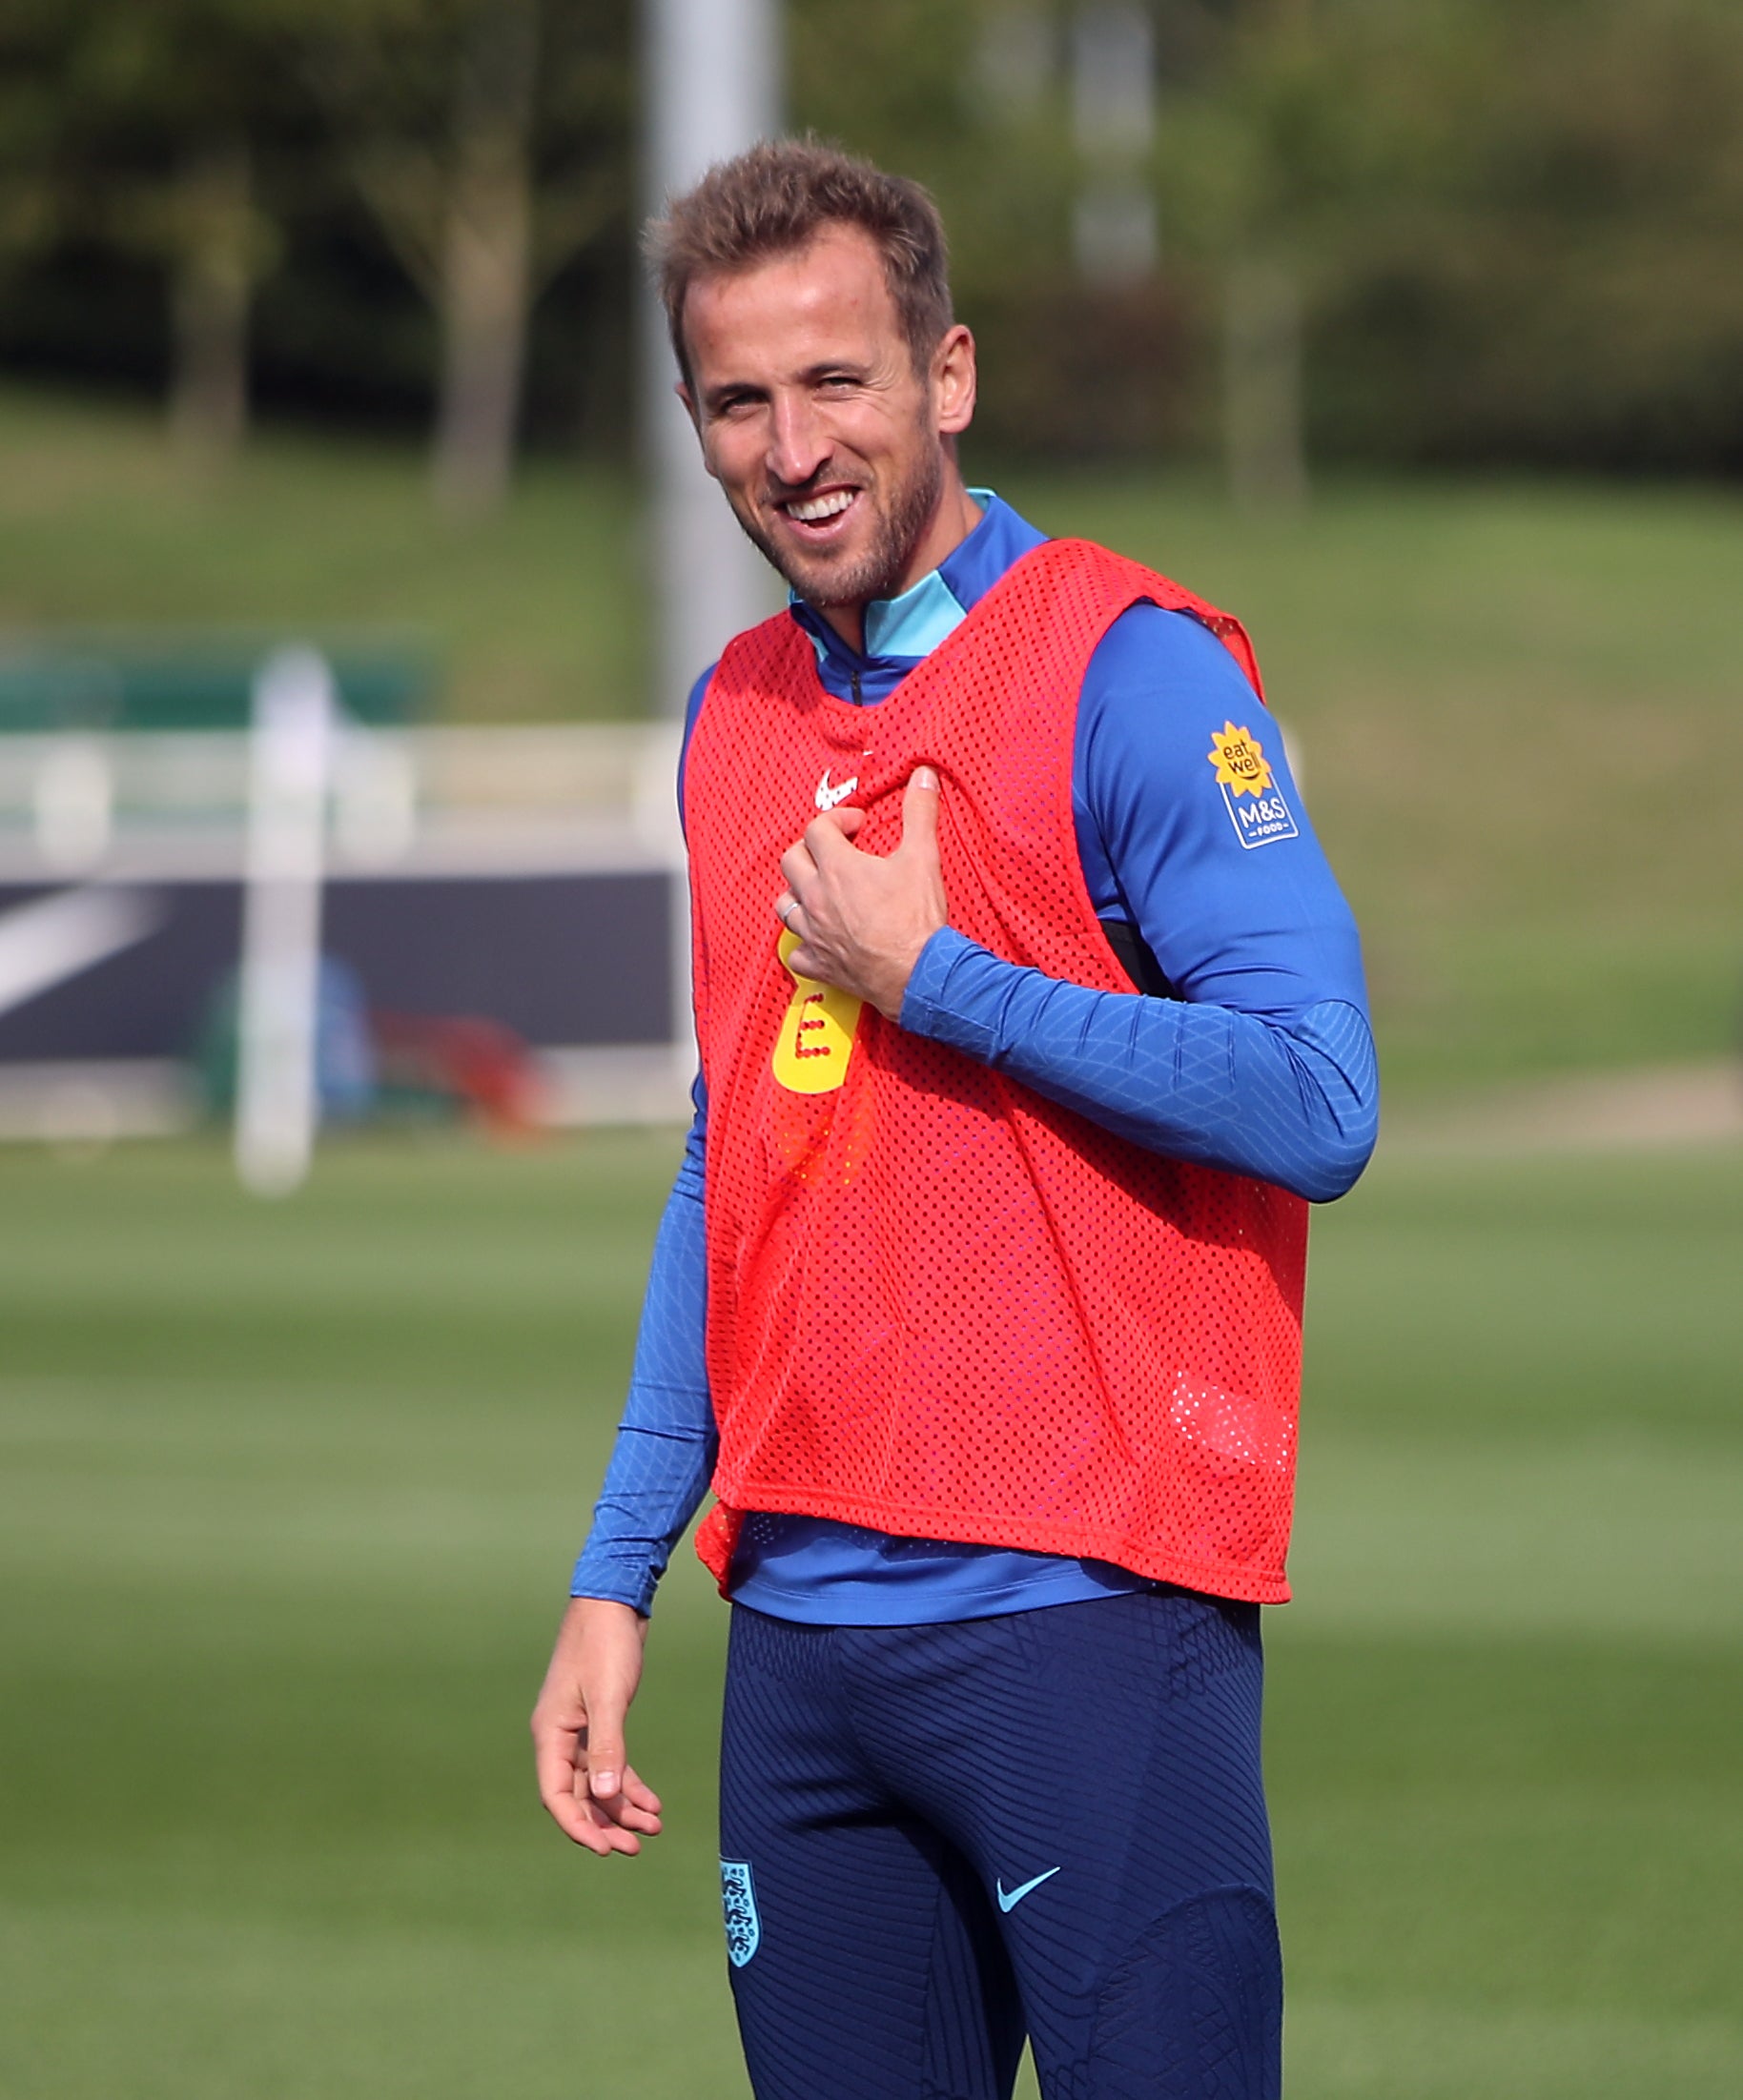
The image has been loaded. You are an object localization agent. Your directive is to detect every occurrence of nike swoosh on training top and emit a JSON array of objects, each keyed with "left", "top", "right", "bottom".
[
  {"left": 995, "top": 1866, "right": 1061, "bottom": 1913},
  {"left": 814, "top": 770, "right": 858, "bottom": 811}
]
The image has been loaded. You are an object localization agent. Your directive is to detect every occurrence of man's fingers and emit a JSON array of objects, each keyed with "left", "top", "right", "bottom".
[
  {"left": 780, "top": 796, "right": 885, "bottom": 903},
  {"left": 536, "top": 1746, "right": 611, "bottom": 1849},
  {"left": 614, "top": 1763, "right": 664, "bottom": 1835},
  {"left": 569, "top": 1802, "right": 645, "bottom": 1856},
  {"left": 898, "top": 765, "right": 940, "bottom": 857},
  {"left": 536, "top": 1739, "right": 655, "bottom": 1854},
  {"left": 534, "top": 1730, "right": 579, "bottom": 1804},
  {"left": 538, "top": 1758, "right": 659, "bottom": 1853},
  {"left": 818, "top": 805, "right": 867, "bottom": 841},
  {"left": 620, "top": 1764, "right": 664, "bottom": 1815},
  {"left": 780, "top": 839, "right": 817, "bottom": 899},
  {"left": 804, "top": 804, "right": 872, "bottom": 865},
  {"left": 532, "top": 1704, "right": 584, "bottom": 1803},
  {"left": 533, "top": 1705, "right": 601, "bottom": 1845},
  {"left": 531, "top": 1598, "right": 653, "bottom": 1858}
]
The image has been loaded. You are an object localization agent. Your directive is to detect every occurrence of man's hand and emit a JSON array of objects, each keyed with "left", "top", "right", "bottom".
[
  {"left": 531, "top": 1597, "right": 664, "bottom": 1856},
  {"left": 776, "top": 766, "right": 946, "bottom": 1020}
]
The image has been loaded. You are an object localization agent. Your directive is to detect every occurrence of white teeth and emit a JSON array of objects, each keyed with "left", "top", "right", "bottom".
[{"left": 787, "top": 490, "right": 856, "bottom": 523}]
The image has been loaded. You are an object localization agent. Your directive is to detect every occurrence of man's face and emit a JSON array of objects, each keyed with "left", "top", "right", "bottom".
[{"left": 679, "top": 224, "right": 974, "bottom": 612}]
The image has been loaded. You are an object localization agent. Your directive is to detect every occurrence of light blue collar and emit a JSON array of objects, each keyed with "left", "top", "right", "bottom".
[
  {"left": 863, "top": 565, "right": 968, "bottom": 659},
  {"left": 792, "top": 488, "right": 999, "bottom": 670}
]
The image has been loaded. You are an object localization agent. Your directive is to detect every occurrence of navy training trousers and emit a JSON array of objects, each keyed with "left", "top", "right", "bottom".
[{"left": 719, "top": 1587, "right": 1281, "bottom": 2100}]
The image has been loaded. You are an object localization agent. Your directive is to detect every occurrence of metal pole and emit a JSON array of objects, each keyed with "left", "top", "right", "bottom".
[
  {"left": 641, "top": 0, "right": 781, "bottom": 719},
  {"left": 1071, "top": 2, "right": 1157, "bottom": 288},
  {"left": 235, "top": 647, "right": 334, "bottom": 1196},
  {"left": 643, "top": 0, "right": 781, "bottom": 1094}
]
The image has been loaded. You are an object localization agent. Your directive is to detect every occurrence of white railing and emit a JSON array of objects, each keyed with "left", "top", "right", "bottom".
[
  {"left": 0, "top": 721, "right": 686, "bottom": 879},
  {"left": 0, "top": 716, "right": 694, "bottom": 1152}
]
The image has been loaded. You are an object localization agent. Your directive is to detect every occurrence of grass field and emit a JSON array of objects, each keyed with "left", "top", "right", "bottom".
[
  {"left": 3, "top": 384, "right": 1740, "bottom": 1091},
  {"left": 2, "top": 1129, "right": 1738, "bottom": 2099}
]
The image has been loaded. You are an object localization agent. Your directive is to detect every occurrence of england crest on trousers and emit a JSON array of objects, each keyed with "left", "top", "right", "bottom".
[{"left": 721, "top": 1858, "right": 761, "bottom": 1967}]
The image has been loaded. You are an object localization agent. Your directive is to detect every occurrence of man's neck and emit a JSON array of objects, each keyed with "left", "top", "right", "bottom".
[{"left": 812, "top": 472, "right": 983, "bottom": 655}]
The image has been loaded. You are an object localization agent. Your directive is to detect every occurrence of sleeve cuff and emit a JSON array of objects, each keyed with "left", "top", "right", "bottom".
[{"left": 569, "top": 1557, "right": 659, "bottom": 1616}]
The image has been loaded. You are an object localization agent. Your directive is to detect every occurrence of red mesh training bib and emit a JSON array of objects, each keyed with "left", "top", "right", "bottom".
[{"left": 687, "top": 539, "right": 1306, "bottom": 1604}]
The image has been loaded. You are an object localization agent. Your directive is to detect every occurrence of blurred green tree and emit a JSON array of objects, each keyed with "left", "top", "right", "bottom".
[
  {"left": 1157, "top": 0, "right": 1743, "bottom": 478},
  {"left": 1304, "top": 0, "right": 1743, "bottom": 474},
  {"left": 789, "top": 0, "right": 1181, "bottom": 465},
  {"left": 2, "top": 0, "right": 1740, "bottom": 482},
  {"left": 0, "top": 4, "right": 68, "bottom": 290},
  {"left": 0, "top": 0, "right": 300, "bottom": 473},
  {"left": 299, "top": 0, "right": 629, "bottom": 520},
  {"left": 792, "top": 0, "right": 1743, "bottom": 482}
]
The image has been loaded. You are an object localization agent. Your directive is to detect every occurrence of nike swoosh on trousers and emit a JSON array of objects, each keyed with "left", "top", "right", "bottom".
[{"left": 995, "top": 1866, "right": 1061, "bottom": 1912}]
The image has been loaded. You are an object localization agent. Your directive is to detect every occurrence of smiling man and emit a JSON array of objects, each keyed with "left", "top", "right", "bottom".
[
  {"left": 680, "top": 215, "right": 979, "bottom": 642},
  {"left": 532, "top": 139, "right": 1378, "bottom": 2100}
]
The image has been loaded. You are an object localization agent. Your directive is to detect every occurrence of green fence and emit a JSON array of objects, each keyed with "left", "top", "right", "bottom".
[{"left": 0, "top": 639, "right": 435, "bottom": 733}]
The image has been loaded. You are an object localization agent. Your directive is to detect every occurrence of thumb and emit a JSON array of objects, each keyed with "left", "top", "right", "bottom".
[
  {"left": 584, "top": 1688, "right": 628, "bottom": 1800},
  {"left": 898, "top": 765, "right": 940, "bottom": 857}
]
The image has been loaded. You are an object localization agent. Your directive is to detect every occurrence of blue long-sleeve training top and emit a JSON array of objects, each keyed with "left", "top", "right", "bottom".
[{"left": 571, "top": 492, "right": 1377, "bottom": 1624}]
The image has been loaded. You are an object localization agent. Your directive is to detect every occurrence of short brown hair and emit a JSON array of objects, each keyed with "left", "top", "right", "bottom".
[{"left": 648, "top": 137, "right": 954, "bottom": 386}]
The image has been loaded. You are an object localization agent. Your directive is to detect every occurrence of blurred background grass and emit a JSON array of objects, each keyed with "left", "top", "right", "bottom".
[{"left": 1, "top": 1132, "right": 1737, "bottom": 2099}]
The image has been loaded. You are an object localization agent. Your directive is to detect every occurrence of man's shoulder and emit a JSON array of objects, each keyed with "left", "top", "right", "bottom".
[
  {"left": 995, "top": 536, "right": 1231, "bottom": 624},
  {"left": 1092, "top": 599, "right": 1246, "bottom": 683},
  {"left": 1076, "top": 606, "right": 1268, "bottom": 786}
]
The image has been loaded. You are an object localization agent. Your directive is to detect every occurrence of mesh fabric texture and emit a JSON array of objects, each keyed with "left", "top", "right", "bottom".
[{"left": 687, "top": 540, "right": 1307, "bottom": 1604}]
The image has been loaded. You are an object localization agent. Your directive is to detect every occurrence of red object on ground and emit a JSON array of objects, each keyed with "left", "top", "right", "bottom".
[{"left": 372, "top": 1010, "right": 545, "bottom": 1135}]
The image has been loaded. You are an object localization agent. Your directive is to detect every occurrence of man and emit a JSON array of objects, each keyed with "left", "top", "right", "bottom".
[{"left": 532, "top": 139, "right": 1376, "bottom": 2099}]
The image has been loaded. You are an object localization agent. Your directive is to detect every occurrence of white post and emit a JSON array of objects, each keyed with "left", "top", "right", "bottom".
[
  {"left": 642, "top": 0, "right": 781, "bottom": 719},
  {"left": 643, "top": 0, "right": 780, "bottom": 1095},
  {"left": 1071, "top": 2, "right": 1156, "bottom": 288},
  {"left": 33, "top": 737, "right": 114, "bottom": 871},
  {"left": 235, "top": 648, "right": 334, "bottom": 1196}
]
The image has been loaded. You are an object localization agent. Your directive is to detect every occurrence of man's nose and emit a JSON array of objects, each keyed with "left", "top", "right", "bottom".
[{"left": 766, "top": 392, "right": 830, "bottom": 490}]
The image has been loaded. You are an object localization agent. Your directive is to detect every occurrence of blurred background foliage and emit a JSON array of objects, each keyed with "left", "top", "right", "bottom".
[
  {"left": 1, "top": 0, "right": 1740, "bottom": 486},
  {"left": 0, "top": 0, "right": 1737, "bottom": 1087},
  {"left": 0, "top": 0, "right": 638, "bottom": 500}
]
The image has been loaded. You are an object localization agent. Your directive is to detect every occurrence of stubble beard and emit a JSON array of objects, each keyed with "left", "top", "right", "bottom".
[{"left": 728, "top": 433, "right": 946, "bottom": 612}]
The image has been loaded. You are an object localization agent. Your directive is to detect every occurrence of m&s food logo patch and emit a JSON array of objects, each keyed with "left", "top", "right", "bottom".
[{"left": 1206, "top": 721, "right": 1299, "bottom": 850}]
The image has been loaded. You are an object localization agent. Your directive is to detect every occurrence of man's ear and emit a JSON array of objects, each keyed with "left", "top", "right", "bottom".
[{"left": 933, "top": 324, "right": 977, "bottom": 438}]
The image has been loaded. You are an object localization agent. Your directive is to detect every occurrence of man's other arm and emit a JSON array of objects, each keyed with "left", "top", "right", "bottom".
[
  {"left": 901, "top": 606, "right": 1375, "bottom": 1201},
  {"left": 533, "top": 665, "right": 721, "bottom": 1854},
  {"left": 566, "top": 1082, "right": 714, "bottom": 1614},
  {"left": 564, "top": 660, "right": 718, "bottom": 1618},
  {"left": 903, "top": 945, "right": 1374, "bottom": 1201}
]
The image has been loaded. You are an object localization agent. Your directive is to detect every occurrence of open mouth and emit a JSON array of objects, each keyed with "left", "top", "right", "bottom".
[{"left": 778, "top": 486, "right": 862, "bottom": 540}]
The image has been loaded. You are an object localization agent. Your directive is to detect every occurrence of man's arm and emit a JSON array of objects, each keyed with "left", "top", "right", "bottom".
[
  {"left": 900, "top": 941, "right": 1374, "bottom": 1201},
  {"left": 565, "top": 1089, "right": 713, "bottom": 1613},
  {"left": 778, "top": 607, "right": 1377, "bottom": 1200},
  {"left": 531, "top": 1085, "right": 715, "bottom": 1854}
]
